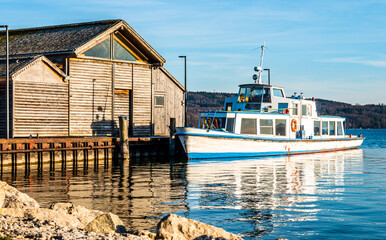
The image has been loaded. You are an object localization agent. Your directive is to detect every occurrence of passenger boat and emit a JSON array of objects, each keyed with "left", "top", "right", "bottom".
[{"left": 176, "top": 44, "right": 364, "bottom": 159}]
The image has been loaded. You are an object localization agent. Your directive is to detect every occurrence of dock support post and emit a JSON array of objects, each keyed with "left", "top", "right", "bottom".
[
  {"left": 169, "top": 118, "right": 176, "bottom": 156},
  {"left": 119, "top": 115, "right": 130, "bottom": 161}
]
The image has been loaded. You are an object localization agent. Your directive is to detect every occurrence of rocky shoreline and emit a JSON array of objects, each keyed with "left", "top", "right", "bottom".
[{"left": 0, "top": 181, "right": 242, "bottom": 240}]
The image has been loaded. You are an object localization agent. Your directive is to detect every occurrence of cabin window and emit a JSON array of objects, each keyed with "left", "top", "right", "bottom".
[
  {"left": 250, "top": 88, "right": 264, "bottom": 102},
  {"left": 226, "top": 118, "right": 235, "bottom": 132},
  {"left": 83, "top": 37, "right": 111, "bottom": 59},
  {"left": 337, "top": 122, "right": 343, "bottom": 135},
  {"left": 329, "top": 121, "right": 336, "bottom": 135},
  {"left": 275, "top": 119, "right": 286, "bottom": 136},
  {"left": 273, "top": 88, "right": 284, "bottom": 97},
  {"left": 292, "top": 103, "right": 298, "bottom": 115},
  {"left": 322, "top": 121, "right": 328, "bottom": 135},
  {"left": 302, "top": 105, "right": 307, "bottom": 116},
  {"left": 226, "top": 102, "right": 233, "bottom": 111},
  {"left": 314, "top": 121, "right": 320, "bottom": 136},
  {"left": 155, "top": 96, "right": 164, "bottom": 106},
  {"left": 245, "top": 103, "right": 261, "bottom": 110},
  {"left": 260, "top": 119, "right": 273, "bottom": 135},
  {"left": 240, "top": 118, "right": 257, "bottom": 134},
  {"left": 308, "top": 105, "right": 312, "bottom": 116},
  {"left": 262, "top": 88, "right": 271, "bottom": 103}
]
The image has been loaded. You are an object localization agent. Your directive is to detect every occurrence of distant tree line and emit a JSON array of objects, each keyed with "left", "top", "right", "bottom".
[{"left": 187, "top": 91, "right": 385, "bottom": 129}]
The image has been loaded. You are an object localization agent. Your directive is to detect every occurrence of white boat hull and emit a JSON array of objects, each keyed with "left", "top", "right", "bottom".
[{"left": 176, "top": 127, "right": 364, "bottom": 159}]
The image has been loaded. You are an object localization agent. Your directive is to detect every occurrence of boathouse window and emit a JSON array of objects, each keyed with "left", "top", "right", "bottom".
[
  {"left": 240, "top": 118, "right": 257, "bottom": 134},
  {"left": 322, "top": 121, "right": 328, "bottom": 135},
  {"left": 337, "top": 122, "right": 343, "bottom": 135},
  {"left": 113, "top": 37, "right": 138, "bottom": 61},
  {"left": 329, "top": 121, "right": 336, "bottom": 135},
  {"left": 83, "top": 37, "right": 111, "bottom": 59},
  {"left": 275, "top": 119, "right": 286, "bottom": 136},
  {"left": 260, "top": 119, "right": 273, "bottom": 135},
  {"left": 292, "top": 103, "right": 298, "bottom": 115},
  {"left": 155, "top": 96, "right": 165, "bottom": 106},
  {"left": 273, "top": 88, "right": 284, "bottom": 97},
  {"left": 226, "top": 118, "right": 235, "bottom": 132},
  {"left": 314, "top": 121, "right": 321, "bottom": 136}
]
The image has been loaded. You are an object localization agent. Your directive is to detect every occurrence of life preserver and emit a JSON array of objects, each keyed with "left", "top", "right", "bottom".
[{"left": 291, "top": 119, "right": 298, "bottom": 132}]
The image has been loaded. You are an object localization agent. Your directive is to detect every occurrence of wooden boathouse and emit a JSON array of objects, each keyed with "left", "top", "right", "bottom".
[{"left": 0, "top": 20, "right": 185, "bottom": 139}]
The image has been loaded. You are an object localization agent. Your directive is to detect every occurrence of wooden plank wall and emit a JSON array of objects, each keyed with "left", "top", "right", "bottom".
[
  {"left": 69, "top": 59, "right": 113, "bottom": 136},
  {"left": 132, "top": 64, "right": 152, "bottom": 136},
  {"left": 69, "top": 59, "right": 152, "bottom": 137},
  {"left": 114, "top": 62, "right": 132, "bottom": 136},
  {"left": 13, "top": 81, "right": 68, "bottom": 137},
  {"left": 152, "top": 68, "right": 184, "bottom": 136}
]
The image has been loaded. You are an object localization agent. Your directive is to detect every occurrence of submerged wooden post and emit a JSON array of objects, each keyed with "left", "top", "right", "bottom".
[
  {"left": 169, "top": 118, "right": 176, "bottom": 156},
  {"left": 119, "top": 115, "right": 130, "bottom": 160}
]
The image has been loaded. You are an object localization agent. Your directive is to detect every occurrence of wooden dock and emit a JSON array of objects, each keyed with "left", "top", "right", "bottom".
[{"left": 0, "top": 136, "right": 172, "bottom": 170}]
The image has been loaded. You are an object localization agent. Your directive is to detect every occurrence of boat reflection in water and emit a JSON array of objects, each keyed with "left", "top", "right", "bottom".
[{"left": 184, "top": 149, "right": 364, "bottom": 238}]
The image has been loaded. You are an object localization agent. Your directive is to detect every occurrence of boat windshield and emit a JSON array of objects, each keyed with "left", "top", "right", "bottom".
[{"left": 238, "top": 87, "right": 270, "bottom": 102}]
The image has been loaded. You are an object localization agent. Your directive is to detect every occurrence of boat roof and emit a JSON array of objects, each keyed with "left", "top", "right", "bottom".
[{"left": 238, "top": 83, "right": 284, "bottom": 89}]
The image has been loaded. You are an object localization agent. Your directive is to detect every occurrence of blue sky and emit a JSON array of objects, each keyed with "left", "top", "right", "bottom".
[{"left": 1, "top": 0, "right": 385, "bottom": 104}]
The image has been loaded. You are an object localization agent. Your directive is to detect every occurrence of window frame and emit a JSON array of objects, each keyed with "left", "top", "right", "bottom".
[{"left": 260, "top": 119, "right": 274, "bottom": 135}]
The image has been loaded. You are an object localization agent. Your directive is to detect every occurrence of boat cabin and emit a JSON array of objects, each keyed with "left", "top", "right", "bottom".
[{"left": 199, "top": 83, "right": 346, "bottom": 140}]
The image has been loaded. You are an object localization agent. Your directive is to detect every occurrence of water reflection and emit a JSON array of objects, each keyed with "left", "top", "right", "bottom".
[
  {"left": 0, "top": 149, "right": 364, "bottom": 238},
  {"left": 185, "top": 149, "right": 364, "bottom": 238}
]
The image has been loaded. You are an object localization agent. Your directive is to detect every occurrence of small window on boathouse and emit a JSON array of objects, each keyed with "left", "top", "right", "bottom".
[
  {"left": 155, "top": 96, "right": 165, "bottom": 106},
  {"left": 275, "top": 119, "right": 286, "bottom": 136},
  {"left": 337, "top": 122, "right": 343, "bottom": 135},
  {"left": 322, "top": 121, "right": 328, "bottom": 135},
  {"left": 226, "top": 118, "right": 235, "bottom": 132},
  {"left": 260, "top": 119, "right": 273, "bottom": 135},
  {"left": 240, "top": 118, "right": 257, "bottom": 134},
  {"left": 314, "top": 121, "right": 320, "bottom": 136},
  {"left": 329, "top": 121, "right": 336, "bottom": 135}
]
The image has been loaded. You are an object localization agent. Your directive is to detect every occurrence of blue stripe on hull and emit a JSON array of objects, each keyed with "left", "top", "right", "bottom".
[{"left": 188, "top": 147, "right": 358, "bottom": 159}]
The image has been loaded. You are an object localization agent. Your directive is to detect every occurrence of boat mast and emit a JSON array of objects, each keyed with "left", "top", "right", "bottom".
[
  {"left": 253, "top": 42, "right": 266, "bottom": 84},
  {"left": 257, "top": 42, "right": 265, "bottom": 84}
]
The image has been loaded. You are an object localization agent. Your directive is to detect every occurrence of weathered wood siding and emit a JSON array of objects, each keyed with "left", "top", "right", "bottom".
[
  {"left": 114, "top": 62, "right": 132, "bottom": 136},
  {"left": 133, "top": 64, "right": 152, "bottom": 136},
  {"left": 0, "top": 78, "right": 13, "bottom": 138},
  {"left": 69, "top": 58, "right": 113, "bottom": 136},
  {"left": 152, "top": 68, "right": 184, "bottom": 136},
  {"left": 12, "top": 61, "right": 68, "bottom": 137}
]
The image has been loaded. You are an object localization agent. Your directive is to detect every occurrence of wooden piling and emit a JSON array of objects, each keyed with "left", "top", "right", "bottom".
[
  {"left": 169, "top": 118, "right": 176, "bottom": 156},
  {"left": 119, "top": 115, "right": 130, "bottom": 160}
]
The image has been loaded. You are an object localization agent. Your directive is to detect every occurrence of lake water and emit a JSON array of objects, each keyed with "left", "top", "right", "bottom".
[{"left": 1, "top": 129, "right": 385, "bottom": 239}]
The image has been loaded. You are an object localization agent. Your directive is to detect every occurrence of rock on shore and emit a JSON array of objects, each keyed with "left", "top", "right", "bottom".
[{"left": 0, "top": 181, "right": 243, "bottom": 239}]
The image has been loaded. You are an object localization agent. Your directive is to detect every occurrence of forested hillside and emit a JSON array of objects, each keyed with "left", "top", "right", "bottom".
[{"left": 187, "top": 91, "right": 385, "bottom": 129}]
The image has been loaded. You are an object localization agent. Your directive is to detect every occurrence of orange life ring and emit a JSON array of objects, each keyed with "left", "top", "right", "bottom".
[{"left": 291, "top": 119, "right": 298, "bottom": 132}]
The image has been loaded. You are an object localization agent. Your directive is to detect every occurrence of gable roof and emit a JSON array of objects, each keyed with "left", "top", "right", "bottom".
[
  {"left": 0, "top": 20, "right": 165, "bottom": 65},
  {"left": 0, "top": 55, "right": 66, "bottom": 78}
]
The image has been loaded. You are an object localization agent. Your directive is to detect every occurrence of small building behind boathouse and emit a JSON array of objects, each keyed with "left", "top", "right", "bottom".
[{"left": 0, "top": 20, "right": 185, "bottom": 138}]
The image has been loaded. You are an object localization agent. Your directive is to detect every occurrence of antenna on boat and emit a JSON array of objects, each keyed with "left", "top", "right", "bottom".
[{"left": 253, "top": 42, "right": 265, "bottom": 84}]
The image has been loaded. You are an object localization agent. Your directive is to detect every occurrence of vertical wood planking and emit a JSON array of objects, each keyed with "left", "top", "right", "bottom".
[
  {"left": 69, "top": 59, "right": 113, "bottom": 136},
  {"left": 133, "top": 64, "right": 152, "bottom": 136}
]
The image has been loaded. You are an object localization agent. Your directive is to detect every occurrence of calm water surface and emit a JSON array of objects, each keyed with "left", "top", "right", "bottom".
[{"left": 1, "top": 129, "right": 385, "bottom": 239}]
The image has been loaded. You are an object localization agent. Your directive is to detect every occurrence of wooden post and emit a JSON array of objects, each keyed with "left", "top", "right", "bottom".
[
  {"left": 169, "top": 118, "right": 176, "bottom": 156},
  {"left": 119, "top": 115, "right": 130, "bottom": 160}
]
